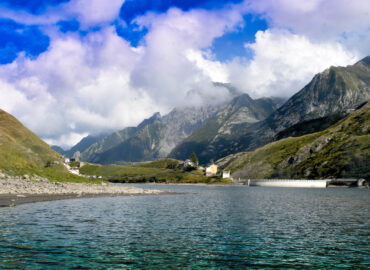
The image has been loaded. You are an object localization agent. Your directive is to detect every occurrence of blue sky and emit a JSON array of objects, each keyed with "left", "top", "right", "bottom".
[
  {"left": 0, "top": 0, "right": 368, "bottom": 147},
  {"left": 119, "top": 0, "right": 244, "bottom": 23},
  {"left": 0, "top": 18, "right": 50, "bottom": 64},
  {"left": 0, "top": 0, "right": 260, "bottom": 63}
]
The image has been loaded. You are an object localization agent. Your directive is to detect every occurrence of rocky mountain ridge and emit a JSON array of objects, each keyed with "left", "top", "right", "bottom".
[
  {"left": 80, "top": 112, "right": 161, "bottom": 163},
  {"left": 66, "top": 83, "right": 249, "bottom": 164},
  {"left": 52, "top": 56, "right": 370, "bottom": 166},
  {"left": 82, "top": 104, "right": 221, "bottom": 164},
  {"left": 169, "top": 93, "right": 284, "bottom": 163},
  {"left": 217, "top": 102, "right": 370, "bottom": 180},
  {"left": 170, "top": 56, "right": 370, "bottom": 164},
  {"left": 52, "top": 134, "right": 106, "bottom": 158}
]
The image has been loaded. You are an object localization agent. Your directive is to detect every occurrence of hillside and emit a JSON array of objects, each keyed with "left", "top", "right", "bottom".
[
  {"left": 0, "top": 109, "right": 87, "bottom": 182},
  {"left": 79, "top": 158, "right": 232, "bottom": 184},
  {"left": 217, "top": 102, "right": 370, "bottom": 180},
  {"left": 70, "top": 83, "right": 251, "bottom": 164},
  {"left": 80, "top": 127, "right": 137, "bottom": 162},
  {"left": 172, "top": 56, "right": 370, "bottom": 164}
]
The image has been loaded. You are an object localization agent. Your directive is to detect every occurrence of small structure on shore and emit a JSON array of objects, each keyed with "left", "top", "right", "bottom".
[
  {"left": 180, "top": 159, "right": 197, "bottom": 171},
  {"left": 206, "top": 164, "right": 218, "bottom": 176},
  {"left": 184, "top": 159, "right": 196, "bottom": 168},
  {"left": 222, "top": 171, "right": 231, "bottom": 178}
]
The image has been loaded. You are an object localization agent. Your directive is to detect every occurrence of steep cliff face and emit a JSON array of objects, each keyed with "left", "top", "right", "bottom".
[
  {"left": 263, "top": 57, "right": 370, "bottom": 132},
  {"left": 80, "top": 127, "right": 138, "bottom": 163},
  {"left": 80, "top": 113, "right": 161, "bottom": 163},
  {"left": 52, "top": 134, "right": 106, "bottom": 158},
  {"left": 73, "top": 82, "right": 248, "bottom": 164},
  {"left": 155, "top": 105, "right": 222, "bottom": 157},
  {"left": 217, "top": 102, "right": 370, "bottom": 180},
  {"left": 172, "top": 57, "right": 370, "bottom": 164},
  {"left": 81, "top": 105, "right": 220, "bottom": 164},
  {"left": 169, "top": 94, "right": 284, "bottom": 164},
  {"left": 240, "top": 56, "right": 370, "bottom": 150}
]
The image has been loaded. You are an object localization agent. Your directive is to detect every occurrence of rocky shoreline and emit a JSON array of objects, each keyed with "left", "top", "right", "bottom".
[{"left": 0, "top": 172, "right": 163, "bottom": 207}]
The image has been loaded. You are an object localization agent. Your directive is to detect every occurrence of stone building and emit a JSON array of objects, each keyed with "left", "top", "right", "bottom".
[{"left": 205, "top": 164, "right": 218, "bottom": 176}]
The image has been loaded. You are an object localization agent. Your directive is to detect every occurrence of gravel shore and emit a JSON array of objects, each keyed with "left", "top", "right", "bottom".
[{"left": 0, "top": 173, "right": 162, "bottom": 207}]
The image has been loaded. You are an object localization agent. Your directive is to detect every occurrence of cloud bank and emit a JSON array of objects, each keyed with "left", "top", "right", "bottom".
[{"left": 0, "top": 0, "right": 368, "bottom": 147}]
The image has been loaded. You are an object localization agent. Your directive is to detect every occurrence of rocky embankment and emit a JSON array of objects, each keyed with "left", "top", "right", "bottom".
[{"left": 0, "top": 172, "right": 161, "bottom": 196}]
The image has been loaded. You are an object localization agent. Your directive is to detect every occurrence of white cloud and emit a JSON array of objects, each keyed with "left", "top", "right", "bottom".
[
  {"left": 0, "top": 4, "right": 245, "bottom": 147},
  {"left": 227, "top": 29, "right": 358, "bottom": 98},
  {"left": 0, "top": 27, "right": 162, "bottom": 147},
  {"left": 0, "top": 0, "right": 368, "bottom": 148},
  {"left": 186, "top": 49, "right": 229, "bottom": 83},
  {"left": 44, "top": 132, "right": 89, "bottom": 149},
  {"left": 0, "top": 0, "right": 125, "bottom": 28},
  {"left": 130, "top": 7, "right": 242, "bottom": 107},
  {"left": 0, "top": 5, "right": 62, "bottom": 25},
  {"left": 63, "top": 0, "right": 125, "bottom": 28},
  {"left": 243, "top": 0, "right": 370, "bottom": 57}
]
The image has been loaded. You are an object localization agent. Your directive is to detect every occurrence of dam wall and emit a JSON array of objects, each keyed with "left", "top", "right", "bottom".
[{"left": 248, "top": 179, "right": 329, "bottom": 188}]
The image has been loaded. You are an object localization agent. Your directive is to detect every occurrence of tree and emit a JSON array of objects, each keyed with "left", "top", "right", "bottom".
[
  {"left": 190, "top": 152, "right": 199, "bottom": 167},
  {"left": 45, "top": 160, "right": 52, "bottom": 168}
]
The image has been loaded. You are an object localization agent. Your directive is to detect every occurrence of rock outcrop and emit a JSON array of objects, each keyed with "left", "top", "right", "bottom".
[
  {"left": 172, "top": 56, "right": 370, "bottom": 164},
  {"left": 217, "top": 102, "right": 370, "bottom": 180}
]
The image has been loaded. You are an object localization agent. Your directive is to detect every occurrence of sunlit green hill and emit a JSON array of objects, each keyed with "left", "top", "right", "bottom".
[
  {"left": 0, "top": 109, "right": 89, "bottom": 182},
  {"left": 218, "top": 102, "right": 370, "bottom": 180}
]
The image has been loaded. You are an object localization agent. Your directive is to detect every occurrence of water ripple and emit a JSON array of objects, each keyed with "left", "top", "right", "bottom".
[{"left": 0, "top": 186, "right": 369, "bottom": 269}]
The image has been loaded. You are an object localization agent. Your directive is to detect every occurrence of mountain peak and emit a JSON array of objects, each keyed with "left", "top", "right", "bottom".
[
  {"left": 355, "top": 56, "right": 370, "bottom": 67},
  {"left": 151, "top": 112, "right": 161, "bottom": 120},
  {"left": 213, "top": 82, "right": 243, "bottom": 97},
  {"left": 137, "top": 112, "right": 161, "bottom": 129},
  {"left": 230, "top": 93, "right": 253, "bottom": 107}
]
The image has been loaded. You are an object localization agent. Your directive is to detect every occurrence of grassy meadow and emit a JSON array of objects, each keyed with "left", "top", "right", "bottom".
[{"left": 80, "top": 159, "right": 233, "bottom": 184}]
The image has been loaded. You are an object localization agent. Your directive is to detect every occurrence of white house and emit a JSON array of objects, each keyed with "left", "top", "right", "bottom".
[
  {"left": 222, "top": 171, "right": 231, "bottom": 178},
  {"left": 205, "top": 164, "right": 218, "bottom": 176}
]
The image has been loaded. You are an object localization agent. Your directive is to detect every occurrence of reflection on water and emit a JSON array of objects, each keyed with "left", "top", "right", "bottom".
[{"left": 0, "top": 185, "right": 369, "bottom": 269}]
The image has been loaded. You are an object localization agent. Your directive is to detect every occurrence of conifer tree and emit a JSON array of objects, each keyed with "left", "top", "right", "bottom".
[{"left": 190, "top": 152, "right": 198, "bottom": 167}]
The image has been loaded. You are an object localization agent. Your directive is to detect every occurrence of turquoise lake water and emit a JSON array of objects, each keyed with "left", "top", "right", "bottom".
[{"left": 0, "top": 185, "right": 369, "bottom": 269}]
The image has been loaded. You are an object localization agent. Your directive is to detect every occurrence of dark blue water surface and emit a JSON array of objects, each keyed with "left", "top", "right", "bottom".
[{"left": 0, "top": 185, "right": 369, "bottom": 269}]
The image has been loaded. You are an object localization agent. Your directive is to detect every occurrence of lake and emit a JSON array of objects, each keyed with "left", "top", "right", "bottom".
[{"left": 0, "top": 185, "right": 369, "bottom": 269}]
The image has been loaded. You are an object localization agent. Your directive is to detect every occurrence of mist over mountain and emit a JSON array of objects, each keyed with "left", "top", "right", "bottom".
[
  {"left": 170, "top": 57, "right": 370, "bottom": 164},
  {"left": 50, "top": 57, "right": 370, "bottom": 166},
  {"left": 64, "top": 82, "right": 241, "bottom": 164},
  {"left": 80, "top": 104, "right": 221, "bottom": 164}
]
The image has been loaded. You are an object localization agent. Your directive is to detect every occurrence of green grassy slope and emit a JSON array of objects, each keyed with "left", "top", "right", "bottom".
[
  {"left": 0, "top": 109, "right": 93, "bottom": 182},
  {"left": 219, "top": 103, "right": 370, "bottom": 180}
]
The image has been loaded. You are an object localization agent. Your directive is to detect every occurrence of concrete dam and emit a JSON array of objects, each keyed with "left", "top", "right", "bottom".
[{"left": 247, "top": 179, "right": 329, "bottom": 188}]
